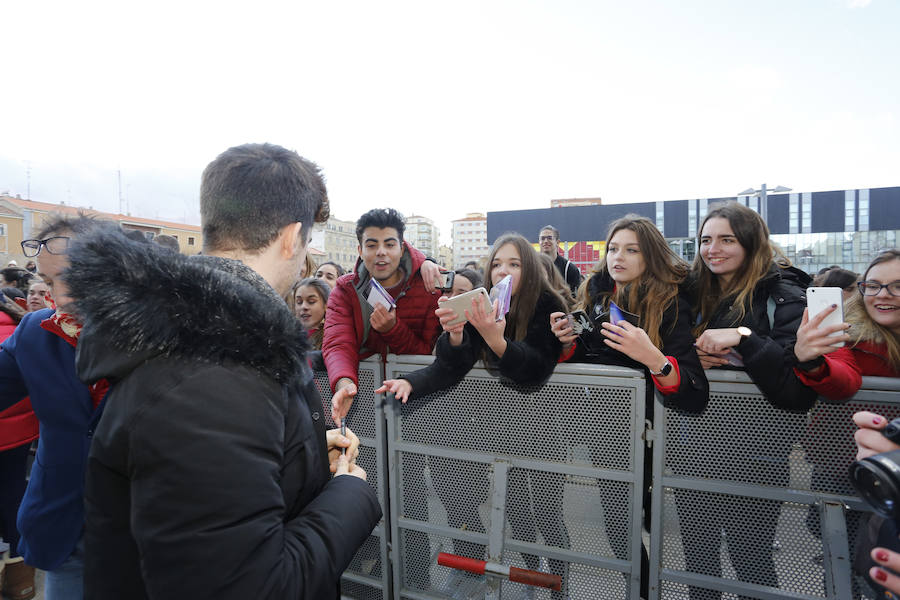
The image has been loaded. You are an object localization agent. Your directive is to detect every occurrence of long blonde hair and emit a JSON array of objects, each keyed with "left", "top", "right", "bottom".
[
  {"left": 845, "top": 250, "right": 900, "bottom": 371},
  {"left": 587, "top": 215, "right": 688, "bottom": 348},
  {"left": 692, "top": 202, "right": 790, "bottom": 336}
]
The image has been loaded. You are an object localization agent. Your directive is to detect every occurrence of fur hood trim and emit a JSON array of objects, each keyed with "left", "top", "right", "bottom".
[{"left": 65, "top": 226, "right": 310, "bottom": 384}]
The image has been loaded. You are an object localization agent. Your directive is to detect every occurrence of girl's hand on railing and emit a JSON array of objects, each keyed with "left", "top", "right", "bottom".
[
  {"left": 794, "top": 307, "right": 851, "bottom": 363},
  {"left": 549, "top": 312, "right": 576, "bottom": 350},
  {"left": 376, "top": 379, "right": 413, "bottom": 404},
  {"left": 852, "top": 411, "right": 899, "bottom": 460}
]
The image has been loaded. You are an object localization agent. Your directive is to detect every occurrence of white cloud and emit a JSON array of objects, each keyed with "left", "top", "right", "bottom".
[{"left": 847, "top": 0, "right": 872, "bottom": 8}]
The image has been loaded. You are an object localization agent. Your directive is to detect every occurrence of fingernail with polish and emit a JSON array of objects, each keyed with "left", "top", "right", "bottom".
[
  {"left": 874, "top": 416, "right": 883, "bottom": 425},
  {"left": 874, "top": 568, "right": 889, "bottom": 582},
  {"left": 877, "top": 550, "right": 890, "bottom": 562}
]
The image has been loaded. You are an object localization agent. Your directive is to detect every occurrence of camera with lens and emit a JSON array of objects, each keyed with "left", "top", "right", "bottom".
[{"left": 849, "top": 417, "right": 900, "bottom": 521}]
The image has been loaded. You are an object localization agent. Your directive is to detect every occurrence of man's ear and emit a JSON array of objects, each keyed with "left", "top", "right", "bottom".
[{"left": 280, "top": 222, "right": 304, "bottom": 258}]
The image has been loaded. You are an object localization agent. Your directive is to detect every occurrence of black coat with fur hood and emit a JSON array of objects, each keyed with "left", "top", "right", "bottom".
[{"left": 66, "top": 227, "right": 381, "bottom": 600}]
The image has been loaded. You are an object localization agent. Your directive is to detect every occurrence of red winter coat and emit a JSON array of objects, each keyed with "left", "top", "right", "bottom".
[
  {"left": 0, "top": 311, "right": 39, "bottom": 451},
  {"left": 795, "top": 340, "right": 899, "bottom": 401},
  {"left": 322, "top": 242, "right": 441, "bottom": 391}
]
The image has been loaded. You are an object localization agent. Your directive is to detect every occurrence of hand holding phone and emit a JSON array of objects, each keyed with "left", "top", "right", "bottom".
[{"left": 806, "top": 287, "right": 846, "bottom": 348}]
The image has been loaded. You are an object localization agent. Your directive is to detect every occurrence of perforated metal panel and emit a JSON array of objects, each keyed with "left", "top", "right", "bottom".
[
  {"left": 313, "top": 358, "right": 389, "bottom": 599},
  {"left": 651, "top": 371, "right": 900, "bottom": 600},
  {"left": 385, "top": 356, "right": 648, "bottom": 600}
]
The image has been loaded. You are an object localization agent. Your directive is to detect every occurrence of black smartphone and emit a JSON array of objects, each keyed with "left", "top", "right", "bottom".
[{"left": 438, "top": 271, "right": 454, "bottom": 291}]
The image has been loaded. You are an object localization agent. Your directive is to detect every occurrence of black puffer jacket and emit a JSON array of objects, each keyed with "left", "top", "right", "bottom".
[
  {"left": 66, "top": 228, "right": 381, "bottom": 600},
  {"left": 568, "top": 271, "right": 708, "bottom": 413},
  {"left": 402, "top": 290, "right": 563, "bottom": 398},
  {"left": 693, "top": 264, "right": 816, "bottom": 411}
]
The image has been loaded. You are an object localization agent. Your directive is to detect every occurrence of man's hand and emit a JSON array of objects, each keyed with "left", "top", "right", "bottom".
[
  {"left": 334, "top": 454, "right": 367, "bottom": 480},
  {"left": 375, "top": 379, "right": 414, "bottom": 403},
  {"left": 326, "top": 427, "right": 360, "bottom": 473},
  {"left": 853, "top": 411, "right": 899, "bottom": 460},
  {"left": 420, "top": 260, "right": 444, "bottom": 293},
  {"left": 697, "top": 351, "right": 730, "bottom": 369},
  {"left": 370, "top": 304, "right": 397, "bottom": 333},
  {"left": 794, "top": 307, "right": 851, "bottom": 363},
  {"left": 331, "top": 378, "right": 357, "bottom": 422}
]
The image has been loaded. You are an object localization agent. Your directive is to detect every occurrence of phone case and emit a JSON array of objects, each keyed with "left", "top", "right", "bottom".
[
  {"left": 441, "top": 287, "right": 492, "bottom": 327},
  {"left": 806, "top": 287, "right": 845, "bottom": 348}
]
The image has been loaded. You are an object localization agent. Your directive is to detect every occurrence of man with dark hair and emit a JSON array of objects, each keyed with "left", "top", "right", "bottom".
[
  {"left": 65, "top": 143, "right": 381, "bottom": 599},
  {"left": 323, "top": 208, "right": 442, "bottom": 421},
  {"left": 539, "top": 224, "right": 582, "bottom": 295}
]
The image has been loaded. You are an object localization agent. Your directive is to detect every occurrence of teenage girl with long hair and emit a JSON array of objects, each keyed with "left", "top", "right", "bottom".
[
  {"left": 683, "top": 201, "right": 815, "bottom": 600},
  {"left": 549, "top": 214, "right": 708, "bottom": 600},
  {"left": 795, "top": 250, "right": 900, "bottom": 597},
  {"left": 377, "top": 233, "right": 570, "bottom": 598}
]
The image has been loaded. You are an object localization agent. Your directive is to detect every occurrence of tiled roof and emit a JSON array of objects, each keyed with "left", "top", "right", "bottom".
[{"left": 0, "top": 196, "right": 201, "bottom": 232}]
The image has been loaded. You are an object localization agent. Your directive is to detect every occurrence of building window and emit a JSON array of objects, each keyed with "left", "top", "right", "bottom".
[
  {"left": 859, "top": 188, "right": 869, "bottom": 231},
  {"left": 801, "top": 193, "right": 812, "bottom": 234},
  {"left": 844, "top": 190, "right": 856, "bottom": 232},
  {"left": 188, "top": 237, "right": 195, "bottom": 246},
  {"left": 789, "top": 193, "right": 799, "bottom": 234},
  {"left": 655, "top": 201, "right": 665, "bottom": 233},
  {"left": 0, "top": 224, "right": 6, "bottom": 236}
]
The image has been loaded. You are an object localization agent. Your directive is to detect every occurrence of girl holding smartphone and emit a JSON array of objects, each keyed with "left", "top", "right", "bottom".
[
  {"left": 549, "top": 214, "right": 708, "bottom": 600},
  {"left": 794, "top": 249, "right": 900, "bottom": 398},
  {"left": 377, "top": 233, "right": 570, "bottom": 598}
]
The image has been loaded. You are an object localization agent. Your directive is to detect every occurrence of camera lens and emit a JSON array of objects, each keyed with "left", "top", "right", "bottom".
[{"left": 849, "top": 449, "right": 900, "bottom": 521}]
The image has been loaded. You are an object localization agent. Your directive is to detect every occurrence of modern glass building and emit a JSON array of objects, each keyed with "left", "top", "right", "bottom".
[{"left": 487, "top": 186, "right": 900, "bottom": 276}]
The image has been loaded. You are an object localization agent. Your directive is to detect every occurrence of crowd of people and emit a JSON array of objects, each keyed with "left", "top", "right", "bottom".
[{"left": 0, "top": 143, "right": 897, "bottom": 600}]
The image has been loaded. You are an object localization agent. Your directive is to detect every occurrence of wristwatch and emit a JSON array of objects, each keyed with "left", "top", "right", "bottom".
[
  {"left": 650, "top": 359, "right": 673, "bottom": 376},
  {"left": 736, "top": 326, "right": 752, "bottom": 339}
]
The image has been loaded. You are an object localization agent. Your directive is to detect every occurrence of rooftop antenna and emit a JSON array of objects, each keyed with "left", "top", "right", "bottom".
[{"left": 118, "top": 169, "right": 124, "bottom": 214}]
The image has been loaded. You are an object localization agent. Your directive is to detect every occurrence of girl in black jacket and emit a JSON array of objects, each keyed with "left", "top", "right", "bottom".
[
  {"left": 680, "top": 201, "right": 815, "bottom": 600},
  {"left": 549, "top": 214, "right": 708, "bottom": 600},
  {"left": 377, "top": 233, "right": 569, "bottom": 598}
]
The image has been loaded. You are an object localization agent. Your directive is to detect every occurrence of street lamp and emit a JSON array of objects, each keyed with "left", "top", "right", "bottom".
[{"left": 736, "top": 183, "right": 792, "bottom": 223}]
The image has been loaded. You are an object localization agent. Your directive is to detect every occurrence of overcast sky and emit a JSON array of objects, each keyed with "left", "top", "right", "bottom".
[{"left": 1, "top": 0, "right": 897, "bottom": 245}]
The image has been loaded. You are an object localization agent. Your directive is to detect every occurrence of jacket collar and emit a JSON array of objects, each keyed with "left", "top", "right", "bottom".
[{"left": 65, "top": 227, "right": 310, "bottom": 385}]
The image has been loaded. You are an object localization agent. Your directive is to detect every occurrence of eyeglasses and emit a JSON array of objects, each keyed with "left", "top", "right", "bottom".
[
  {"left": 21, "top": 236, "right": 70, "bottom": 257},
  {"left": 858, "top": 280, "right": 900, "bottom": 296},
  {"left": 539, "top": 236, "right": 556, "bottom": 242}
]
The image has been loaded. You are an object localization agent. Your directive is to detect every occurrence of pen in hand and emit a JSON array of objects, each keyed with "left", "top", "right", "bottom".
[{"left": 341, "top": 418, "right": 347, "bottom": 456}]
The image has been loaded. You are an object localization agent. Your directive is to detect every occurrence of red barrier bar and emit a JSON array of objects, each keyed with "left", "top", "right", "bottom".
[{"left": 438, "top": 553, "right": 562, "bottom": 591}]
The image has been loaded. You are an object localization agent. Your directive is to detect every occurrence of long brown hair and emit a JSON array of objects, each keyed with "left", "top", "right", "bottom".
[
  {"left": 587, "top": 215, "right": 688, "bottom": 348},
  {"left": 692, "top": 202, "right": 790, "bottom": 335},
  {"left": 537, "top": 252, "right": 575, "bottom": 311},
  {"left": 844, "top": 249, "right": 900, "bottom": 371},
  {"left": 291, "top": 277, "right": 330, "bottom": 349},
  {"left": 484, "top": 233, "right": 567, "bottom": 343}
]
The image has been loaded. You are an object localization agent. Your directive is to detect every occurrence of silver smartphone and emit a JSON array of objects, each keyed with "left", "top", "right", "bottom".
[
  {"left": 440, "top": 287, "right": 492, "bottom": 327},
  {"left": 806, "top": 287, "right": 845, "bottom": 348}
]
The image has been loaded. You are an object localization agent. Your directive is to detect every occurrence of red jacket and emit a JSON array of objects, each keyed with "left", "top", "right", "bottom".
[
  {"left": 795, "top": 340, "right": 899, "bottom": 401},
  {"left": 0, "top": 311, "right": 39, "bottom": 451},
  {"left": 322, "top": 242, "right": 441, "bottom": 391}
]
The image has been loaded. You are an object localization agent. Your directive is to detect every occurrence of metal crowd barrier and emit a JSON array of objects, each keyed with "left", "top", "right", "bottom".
[
  {"left": 313, "top": 357, "right": 391, "bottom": 600},
  {"left": 316, "top": 356, "right": 899, "bottom": 600},
  {"left": 650, "top": 369, "right": 900, "bottom": 600},
  {"left": 383, "top": 355, "right": 649, "bottom": 600}
]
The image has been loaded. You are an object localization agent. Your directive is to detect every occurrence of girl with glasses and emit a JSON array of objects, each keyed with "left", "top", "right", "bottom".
[{"left": 794, "top": 249, "right": 900, "bottom": 398}]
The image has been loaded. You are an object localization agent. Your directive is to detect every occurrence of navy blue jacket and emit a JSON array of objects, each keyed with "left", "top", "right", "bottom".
[{"left": 0, "top": 309, "right": 100, "bottom": 570}]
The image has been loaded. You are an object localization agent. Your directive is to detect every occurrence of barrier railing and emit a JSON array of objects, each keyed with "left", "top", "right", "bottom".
[
  {"left": 650, "top": 370, "right": 900, "bottom": 600},
  {"left": 317, "top": 355, "right": 899, "bottom": 600},
  {"left": 383, "top": 355, "right": 649, "bottom": 600},
  {"left": 313, "top": 357, "right": 390, "bottom": 600}
]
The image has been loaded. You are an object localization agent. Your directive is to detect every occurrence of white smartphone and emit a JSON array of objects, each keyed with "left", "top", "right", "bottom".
[
  {"left": 806, "top": 287, "right": 845, "bottom": 348},
  {"left": 440, "top": 287, "right": 492, "bottom": 327}
]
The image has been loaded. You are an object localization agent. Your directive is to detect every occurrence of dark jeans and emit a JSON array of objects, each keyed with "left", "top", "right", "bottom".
[
  {"left": 675, "top": 488, "right": 781, "bottom": 600},
  {"left": 0, "top": 443, "right": 31, "bottom": 557}
]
